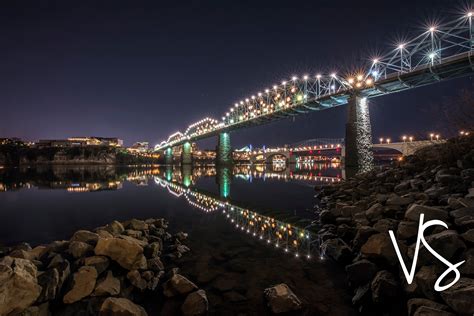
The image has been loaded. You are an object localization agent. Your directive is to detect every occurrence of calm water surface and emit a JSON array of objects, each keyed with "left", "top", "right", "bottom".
[{"left": 0, "top": 163, "right": 356, "bottom": 315}]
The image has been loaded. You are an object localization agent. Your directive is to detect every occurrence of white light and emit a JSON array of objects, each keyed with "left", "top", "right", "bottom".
[
  {"left": 373, "top": 58, "right": 379, "bottom": 64},
  {"left": 429, "top": 27, "right": 436, "bottom": 32},
  {"left": 429, "top": 52, "right": 436, "bottom": 59},
  {"left": 303, "top": 75, "right": 308, "bottom": 80},
  {"left": 398, "top": 43, "right": 405, "bottom": 50},
  {"left": 282, "top": 81, "right": 287, "bottom": 85},
  {"left": 330, "top": 73, "right": 336, "bottom": 78},
  {"left": 265, "top": 89, "right": 269, "bottom": 93},
  {"left": 316, "top": 74, "right": 322, "bottom": 79},
  {"left": 291, "top": 76, "right": 297, "bottom": 80},
  {"left": 372, "top": 70, "right": 379, "bottom": 77},
  {"left": 468, "top": 12, "right": 473, "bottom": 17}
]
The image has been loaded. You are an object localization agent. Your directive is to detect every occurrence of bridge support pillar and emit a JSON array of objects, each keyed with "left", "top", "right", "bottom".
[
  {"left": 345, "top": 96, "right": 374, "bottom": 175},
  {"left": 165, "top": 148, "right": 173, "bottom": 165},
  {"left": 181, "top": 142, "right": 192, "bottom": 165},
  {"left": 217, "top": 132, "right": 233, "bottom": 165}
]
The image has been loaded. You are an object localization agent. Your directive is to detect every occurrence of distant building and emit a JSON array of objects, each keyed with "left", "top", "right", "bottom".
[
  {"left": 35, "top": 137, "right": 123, "bottom": 148},
  {"left": 128, "top": 142, "right": 149, "bottom": 153},
  {"left": 0, "top": 137, "right": 24, "bottom": 146}
]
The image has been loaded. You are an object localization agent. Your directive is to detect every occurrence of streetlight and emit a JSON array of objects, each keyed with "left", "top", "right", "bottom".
[
  {"left": 386, "top": 138, "right": 391, "bottom": 144},
  {"left": 402, "top": 135, "right": 407, "bottom": 142},
  {"left": 409, "top": 136, "right": 413, "bottom": 142},
  {"left": 435, "top": 134, "right": 440, "bottom": 141},
  {"left": 430, "top": 133, "right": 434, "bottom": 141},
  {"left": 379, "top": 138, "right": 384, "bottom": 144}
]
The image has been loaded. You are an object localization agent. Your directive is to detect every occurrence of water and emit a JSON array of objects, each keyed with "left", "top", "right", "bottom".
[{"left": 0, "top": 163, "right": 356, "bottom": 315}]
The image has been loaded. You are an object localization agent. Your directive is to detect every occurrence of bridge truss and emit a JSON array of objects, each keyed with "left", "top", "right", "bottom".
[{"left": 156, "top": 11, "right": 474, "bottom": 150}]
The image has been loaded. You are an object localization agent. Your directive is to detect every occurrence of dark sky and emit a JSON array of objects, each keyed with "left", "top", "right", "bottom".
[{"left": 0, "top": 0, "right": 471, "bottom": 148}]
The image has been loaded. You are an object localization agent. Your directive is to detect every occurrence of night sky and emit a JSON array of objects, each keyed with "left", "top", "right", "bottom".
[{"left": 1, "top": 0, "right": 471, "bottom": 148}]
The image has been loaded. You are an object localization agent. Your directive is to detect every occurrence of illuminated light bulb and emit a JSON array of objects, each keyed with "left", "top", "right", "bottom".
[
  {"left": 330, "top": 73, "right": 336, "bottom": 78},
  {"left": 365, "top": 78, "right": 373, "bottom": 85},
  {"left": 428, "top": 52, "right": 436, "bottom": 60},
  {"left": 398, "top": 43, "right": 405, "bottom": 50},
  {"left": 282, "top": 81, "right": 287, "bottom": 85},
  {"left": 265, "top": 89, "right": 269, "bottom": 93},
  {"left": 356, "top": 74, "right": 363, "bottom": 81},
  {"left": 258, "top": 92, "right": 262, "bottom": 96},
  {"left": 273, "top": 85, "right": 277, "bottom": 90},
  {"left": 316, "top": 74, "right": 322, "bottom": 79},
  {"left": 303, "top": 75, "right": 308, "bottom": 80},
  {"left": 373, "top": 58, "right": 379, "bottom": 64},
  {"left": 251, "top": 95, "right": 255, "bottom": 99},
  {"left": 468, "top": 12, "right": 473, "bottom": 17},
  {"left": 292, "top": 76, "right": 297, "bottom": 80},
  {"left": 348, "top": 78, "right": 354, "bottom": 84},
  {"left": 429, "top": 26, "right": 436, "bottom": 32},
  {"left": 356, "top": 82, "right": 362, "bottom": 88},
  {"left": 245, "top": 98, "right": 249, "bottom": 102}
]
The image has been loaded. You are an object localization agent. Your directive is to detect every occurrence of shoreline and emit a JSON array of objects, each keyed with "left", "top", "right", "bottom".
[{"left": 315, "top": 135, "right": 474, "bottom": 315}]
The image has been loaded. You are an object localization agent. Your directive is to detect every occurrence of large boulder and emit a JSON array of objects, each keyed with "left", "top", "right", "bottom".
[
  {"left": 103, "top": 221, "right": 125, "bottom": 236},
  {"left": 345, "top": 259, "right": 377, "bottom": 285},
  {"left": 94, "top": 237, "right": 146, "bottom": 270},
  {"left": 83, "top": 256, "right": 109, "bottom": 275},
  {"left": 181, "top": 290, "right": 209, "bottom": 316},
  {"left": 0, "top": 257, "right": 42, "bottom": 315},
  {"left": 264, "top": 283, "right": 302, "bottom": 313},
  {"left": 68, "top": 241, "right": 93, "bottom": 259},
  {"left": 361, "top": 233, "right": 402, "bottom": 265},
  {"left": 70, "top": 230, "right": 99, "bottom": 245},
  {"left": 320, "top": 238, "right": 352, "bottom": 263},
  {"left": 163, "top": 274, "right": 198, "bottom": 297},
  {"left": 99, "top": 297, "right": 147, "bottom": 316},
  {"left": 410, "top": 230, "right": 466, "bottom": 266},
  {"left": 37, "top": 268, "right": 60, "bottom": 302},
  {"left": 440, "top": 277, "right": 474, "bottom": 315},
  {"left": 407, "top": 298, "right": 451, "bottom": 316},
  {"left": 63, "top": 266, "right": 98, "bottom": 304}
]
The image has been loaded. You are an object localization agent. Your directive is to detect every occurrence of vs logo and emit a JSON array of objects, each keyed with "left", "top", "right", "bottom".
[{"left": 389, "top": 213, "right": 465, "bottom": 292}]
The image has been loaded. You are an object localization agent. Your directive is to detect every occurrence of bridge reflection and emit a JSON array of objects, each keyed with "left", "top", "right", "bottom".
[{"left": 153, "top": 171, "right": 320, "bottom": 260}]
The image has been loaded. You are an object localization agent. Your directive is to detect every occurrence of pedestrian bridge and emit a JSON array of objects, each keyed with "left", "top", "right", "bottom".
[{"left": 156, "top": 10, "right": 474, "bottom": 173}]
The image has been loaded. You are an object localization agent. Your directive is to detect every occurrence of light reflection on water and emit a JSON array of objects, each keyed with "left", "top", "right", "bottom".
[{"left": 0, "top": 163, "right": 341, "bottom": 261}]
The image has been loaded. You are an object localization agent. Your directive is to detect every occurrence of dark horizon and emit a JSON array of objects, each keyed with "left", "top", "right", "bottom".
[{"left": 1, "top": 0, "right": 472, "bottom": 147}]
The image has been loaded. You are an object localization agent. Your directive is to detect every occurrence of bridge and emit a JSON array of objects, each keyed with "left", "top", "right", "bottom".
[
  {"left": 247, "top": 138, "right": 443, "bottom": 163},
  {"left": 155, "top": 10, "right": 474, "bottom": 174}
]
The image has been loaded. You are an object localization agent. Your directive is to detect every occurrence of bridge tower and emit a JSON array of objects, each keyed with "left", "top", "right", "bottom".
[
  {"left": 345, "top": 96, "right": 374, "bottom": 174},
  {"left": 165, "top": 148, "right": 173, "bottom": 165},
  {"left": 217, "top": 132, "right": 233, "bottom": 165},
  {"left": 181, "top": 142, "right": 192, "bottom": 165}
]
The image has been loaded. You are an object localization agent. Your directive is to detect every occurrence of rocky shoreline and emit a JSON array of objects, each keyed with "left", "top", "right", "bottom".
[
  {"left": 316, "top": 135, "right": 474, "bottom": 315},
  {"left": 0, "top": 218, "right": 304, "bottom": 316}
]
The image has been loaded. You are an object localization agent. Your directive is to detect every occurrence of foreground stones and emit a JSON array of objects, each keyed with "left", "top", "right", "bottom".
[
  {"left": 0, "top": 218, "right": 203, "bottom": 316},
  {"left": 316, "top": 135, "right": 474, "bottom": 315},
  {"left": 264, "top": 283, "right": 302, "bottom": 313}
]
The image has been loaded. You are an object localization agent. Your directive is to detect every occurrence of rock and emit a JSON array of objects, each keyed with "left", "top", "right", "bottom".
[
  {"left": 37, "top": 268, "right": 60, "bottom": 302},
  {"left": 320, "top": 238, "right": 352, "bottom": 263},
  {"left": 63, "top": 266, "right": 98, "bottom": 304},
  {"left": 405, "top": 204, "right": 449, "bottom": 222},
  {"left": 144, "top": 242, "right": 161, "bottom": 259},
  {"left": 352, "top": 226, "right": 378, "bottom": 249},
  {"left": 163, "top": 274, "right": 198, "bottom": 297},
  {"left": 397, "top": 221, "right": 418, "bottom": 240},
  {"left": 461, "top": 229, "right": 474, "bottom": 243},
  {"left": 264, "top": 283, "right": 302, "bottom": 314},
  {"left": 407, "top": 298, "right": 451, "bottom": 316},
  {"left": 127, "top": 270, "right": 147, "bottom": 290},
  {"left": 104, "top": 221, "right": 125, "bottom": 236},
  {"left": 413, "top": 306, "right": 455, "bottom": 316},
  {"left": 341, "top": 205, "right": 362, "bottom": 217},
  {"left": 371, "top": 270, "right": 399, "bottom": 304},
  {"left": 345, "top": 259, "right": 377, "bottom": 285},
  {"left": 373, "top": 219, "right": 398, "bottom": 233},
  {"left": 223, "top": 291, "right": 247, "bottom": 302},
  {"left": 366, "top": 203, "right": 383, "bottom": 221},
  {"left": 414, "top": 266, "right": 438, "bottom": 300},
  {"left": 96, "top": 230, "right": 114, "bottom": 239},
  {"left": 181, "top": 290, "right": 209, "bottom": 316},
  {"left": 386, "top": 194, "right": 413, "bottom": 206},
  {"left": 94, "top": 237, "right": 146, "bottom": 270},
  {"left": 440, "top": 277, "right": 474, "bottom": 314},
  {"left": 99, "top": 297, "right": 147, "bottom": 316},
  {"left": 68, "top": 241, "right": 93, "bottom": 258},
  {"left": 127, "top": 219, "right": 148, "bottom": 231},
  {"left": 124, "top": 230, "right": 143, "bottom": 239},
  {"left": 147, "top": 257, "right": 164, "bottom": 272},
  {"left": 412, "top": 230, "right": 466, "bottom": 266},
  {"left": 93, "top": 271, "right": 120, "bottom": 296},
  {"left": 16, "top": 303, "right": 50, "bottom": 316},
  {"left": 460, "top": 248, "right": 474, "bottom": 275},
  {"left": 0, "top": 257, "right": 42, "bottom": 316},
  {"left": 352, "top": 283, "right": 370, "bottom": 306},
  {"left": 361, "top": 233, "right": 401, "bottom": 264},
  {"left": 84, "top": 256, "right": 110, "bottom": 274},
  {"left": 118, "top": 235, "right": 148, "bottom": 248},
  {"left": 176, "top": 232, "right": 188, "bottom": 241},
  {"left": 71, "top": 230, "right": 99, "bottom": 245}
]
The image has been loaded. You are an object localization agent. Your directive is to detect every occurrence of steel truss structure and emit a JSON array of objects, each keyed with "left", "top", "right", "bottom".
[{"left": 156, "top": 11, "right": 474, "bottom": 150}]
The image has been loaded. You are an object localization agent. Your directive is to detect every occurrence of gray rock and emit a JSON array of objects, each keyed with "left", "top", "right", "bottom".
[
  {"left": 63, "top": 266, "right": 98, "bottom": 304},
  {"left": 71, "top": 230, "right": 99, "bottom": 245},
  {"left": 0, "top": 257, "right": 42, "bottom": 315},
  {"left": 440, "top": 277, "right": 474, "bottom": 315},
  {"left": 371, "top": 270, "right": 399, "bottom": 304},
  {"left": 405, "top": 204, "right": 449, "bottom": 222},
  {"left": 99, "top": 297, "right": 147, "bottom": 316},
  {"left": 264, "top": 283, "right": 302, "bottom": 314},
  {"left": 94, "top": 237, "right": 146, "bottom": 270},
  {"left": 320, "top": 238, "right": 352, "bottom": 263},
  {"left": 181, "top": 290, "right": 209, "bottom": 316},
  {"left": 94, "top": 271, "right": 120, "bottom": 296},
  {"left": 163, "top": 274, "right": 198, "bottom": 297}
]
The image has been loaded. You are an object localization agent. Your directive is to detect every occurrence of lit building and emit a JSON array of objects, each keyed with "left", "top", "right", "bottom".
[
  {"left": 35, "top": 137, "right": 123, "bottom": 148},
  {"left": 128, "top": 142, "right": 149, "bottom": 153}
]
